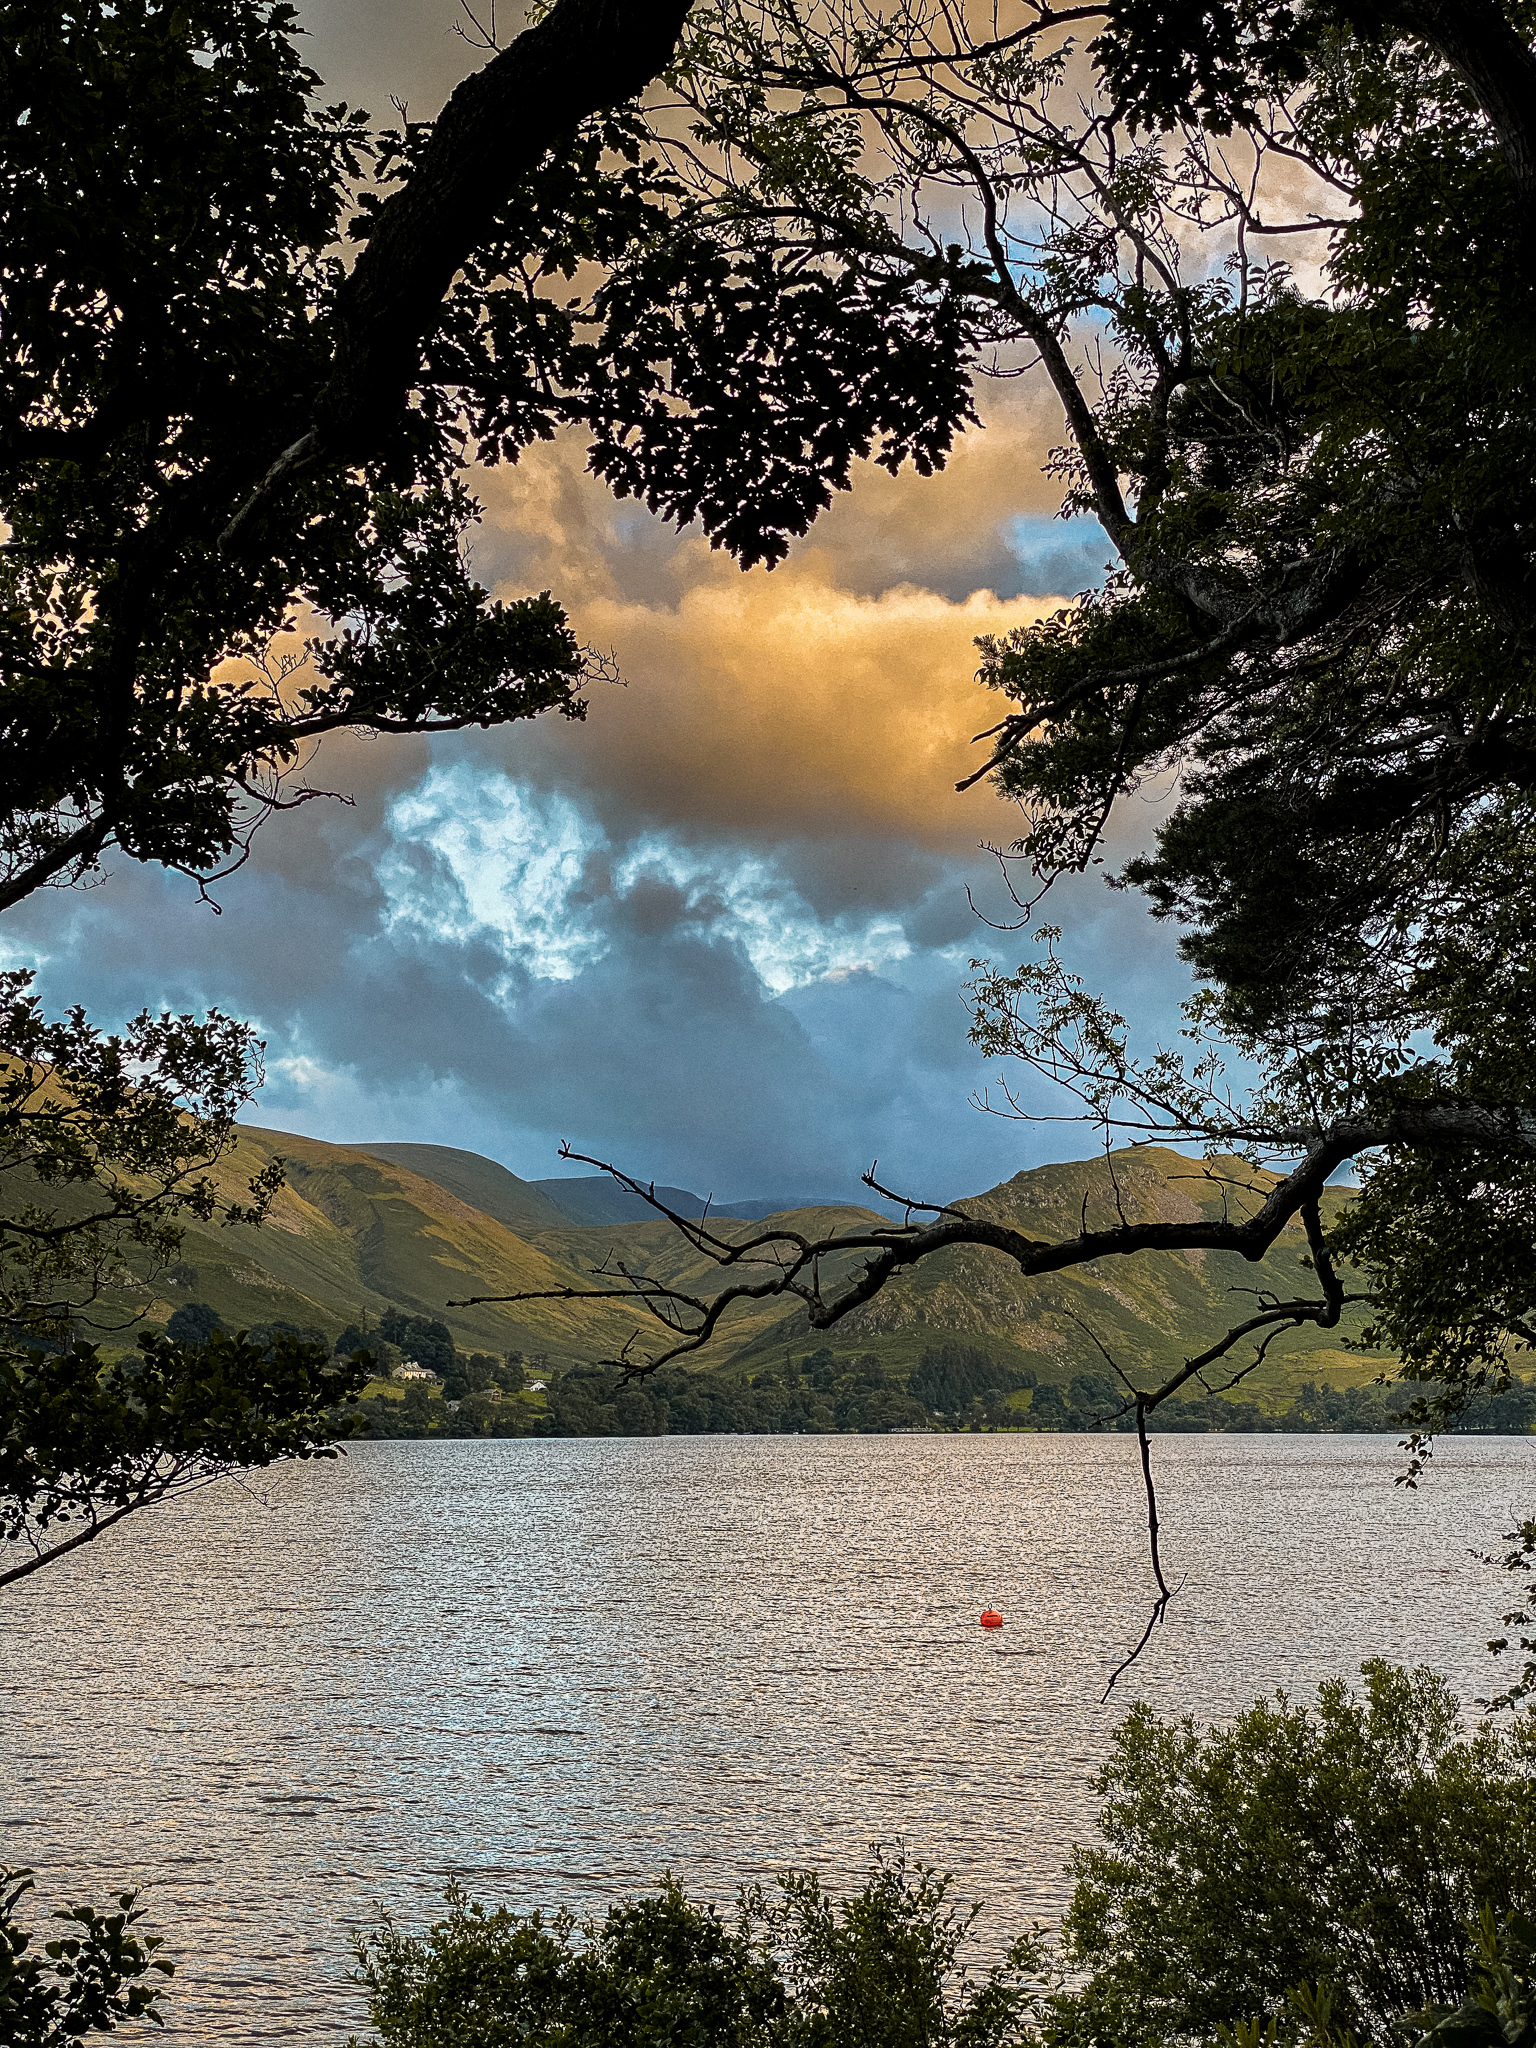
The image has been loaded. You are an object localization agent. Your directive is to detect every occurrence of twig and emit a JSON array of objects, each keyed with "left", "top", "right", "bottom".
[{"left": 1101, "top": 1399, "right": 1187, "bottom": 1701}]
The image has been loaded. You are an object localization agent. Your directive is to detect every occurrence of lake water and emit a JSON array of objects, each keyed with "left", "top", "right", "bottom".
[{"left": 4, "top": 1432, "right": 1534, "bottom": 2043}]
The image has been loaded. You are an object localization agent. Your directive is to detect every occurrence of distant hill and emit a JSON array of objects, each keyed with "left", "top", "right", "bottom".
[
  {"left": 718, "top": 1194, "right": 849, "bottom": 1221},
  {"left": 108, "top": 1125, "right": 644, "bottom": 1364},
  {"left": 359, "top": 1143, "right": 569, "bottom": 1236},
  {"left": 85, "top": 1124, "right": 1389, "bottom": 1410},
  {"left": 532, "top": 1175, "right": 725, "bottom": 1225},
  {"left": 527, "top": 1175, "right": 847, "bottom": 1225}
]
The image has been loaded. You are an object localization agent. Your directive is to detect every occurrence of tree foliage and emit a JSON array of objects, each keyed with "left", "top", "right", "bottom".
[
  {"left": 1, "top": 1866, "right": 173, "bottom": 2045},
  {"left": 1056, "top": 1662, "right": 1536, "bottom": 2047},
  {"left": 0, "top": 1325, "right": 367, "bottom": 1586},
  {"left": 0, "top": 969, "right": 278, "bottom": 1332},
  {"left": 349, "top": 1669, "right": 1536, "bottom": 2048},
  {"left": 350, "top": 1847, "right": 1049, "bottom": 2048},
  {"left": 0, "top": 0, "right": 989, "bottom": 909}
]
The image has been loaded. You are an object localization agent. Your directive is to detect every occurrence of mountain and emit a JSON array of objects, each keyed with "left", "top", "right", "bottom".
[
  {"left": 359, "top": 1143, "right": 570, "bottom": 1236},
  {"left": 94, "top": 1125, "right": 1384, "bottom": 1411},
  {"left": 723, "top": 1148, "right": 1373, "bottom": 1400},
  {"left": 520, "top": 1151, "right": 1378, "bottom": 1409},
  {"left": 525, "top": 1177, "right": 850, "bottom": 1225},
  {"left": 531, "top": 1175, "right": 729, "bottom": 1225},
  {"left": 121, "top": 1125, "right": 643, "bottom": 1362}
]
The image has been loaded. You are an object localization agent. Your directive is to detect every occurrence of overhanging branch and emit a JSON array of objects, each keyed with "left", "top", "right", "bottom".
[{"left": 223, "top": 0, "right": 696, "bottom": 541}]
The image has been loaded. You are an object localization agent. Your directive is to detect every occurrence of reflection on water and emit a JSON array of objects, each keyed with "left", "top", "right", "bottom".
[{"left": 3, "top": 1432, "right": 1533, "bottom": 2042}]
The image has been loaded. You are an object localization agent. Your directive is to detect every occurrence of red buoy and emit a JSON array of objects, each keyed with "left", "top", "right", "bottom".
[{"left": 980, "top": 1608, "right": 1003, "bottom": 1628}]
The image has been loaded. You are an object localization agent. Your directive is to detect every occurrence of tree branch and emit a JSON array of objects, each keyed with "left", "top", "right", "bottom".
[
  {"left": 223, "top": 0, "right": 696, "bottom": 539},
  {"left": 0, "top": 818, "right": 114, "bottom": 914},
  {"left": 1100, "top": 1397, "right": 1184, "bottom": 1701},
  {"left": 0, "top": 1478, "right": 192, "bottom": 1589}
]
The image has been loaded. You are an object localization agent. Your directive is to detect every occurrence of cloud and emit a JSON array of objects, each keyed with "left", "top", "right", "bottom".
[
  {"left": 8, "top": 733, "right": 1195, "bottom": 1205},
  {"left": 4, "top": 376, "right": 1194, "bottom": 1200},
  {"left": 379, "top": 763, "right": 921, "bottom": 996},
  {"left": 466, "top": 437, "right": 1077, "bottom": 860}
]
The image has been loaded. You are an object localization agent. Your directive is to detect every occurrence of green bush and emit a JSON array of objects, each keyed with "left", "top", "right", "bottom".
[
  {"left": 1056, "top": 1663, "right": 1536, "bottom": 2048},
  {"left": 351, "top": 1849, "right": 1049, "bottom": 2048},
  {"left": 1408, "top": 1906, "right": 1536, "bottom": 2048}
]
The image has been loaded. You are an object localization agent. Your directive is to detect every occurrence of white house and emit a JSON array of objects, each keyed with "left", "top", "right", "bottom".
[{"left": 394, "top": 1361, "right": 437, "bottom": 1381}]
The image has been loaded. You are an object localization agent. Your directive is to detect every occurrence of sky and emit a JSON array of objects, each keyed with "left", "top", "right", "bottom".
[{"left": 8, "top": 1, "right": 1199, "bottom": 1207}]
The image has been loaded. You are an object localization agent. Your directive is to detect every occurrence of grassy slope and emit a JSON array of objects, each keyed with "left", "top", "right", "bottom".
[
  {"left": 353, "top": 1142, "right": 571, "bottom": 1236},
  {"left": 523, "top": 1204, "right": 889, "bottom": 1369},
  {"left": 722, "top": 1150, "right": 1373, "bottom": 1408},
  {"left": 128, "top": 1124, "right": 643, "bottom": 1361}
]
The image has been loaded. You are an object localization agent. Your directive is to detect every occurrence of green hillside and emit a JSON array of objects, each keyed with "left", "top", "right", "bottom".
[
  {"left": 124, "top": 1124, "right": 643, "bottom": 1362},
  {"left": 731, "top": 1149, "right": 1372, "bottom": 1406},
  {"left": 89, "top": 1123, "right": 1387, "bottom": 1415},
  {"left": 355, "top": 1141, "right": 571, "bottom": 1236},
  {"left": 518, "top": 1152, "right": 1374, "bottom": 1411}
]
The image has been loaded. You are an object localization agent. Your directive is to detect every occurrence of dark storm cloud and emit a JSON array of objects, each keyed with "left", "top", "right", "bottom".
[{"left": 8, "top": 745, "right": 1194, "bottom": 1202}]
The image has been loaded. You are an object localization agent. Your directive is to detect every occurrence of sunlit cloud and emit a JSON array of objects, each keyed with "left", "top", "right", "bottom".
[
  {"left": 469, "top": 422, "right": 1080, "bottom": 855},
  {"left": 383, "top": 774, "right": 609, "bottom": 983},
  {"left": 380, "top": 765, "right": 920, "bottom": 999},
  {"left": 611, "top": 834, "right": 913, "bottom": 995}
]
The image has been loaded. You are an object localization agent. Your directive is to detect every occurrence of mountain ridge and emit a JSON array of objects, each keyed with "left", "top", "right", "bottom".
[{"left": 99, "top": 1124, "right": 1382, "bottom": 1407}]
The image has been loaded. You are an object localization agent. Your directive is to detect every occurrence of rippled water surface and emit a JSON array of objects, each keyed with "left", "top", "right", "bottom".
[{"left": 5, "top": 1432, "right": 1534, "bottom": 2042}]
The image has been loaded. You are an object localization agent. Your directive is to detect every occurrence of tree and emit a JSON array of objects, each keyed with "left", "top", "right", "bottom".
[
  {"left": 0, "top": 1325, "right": 366, "bottom": 1585},
  {"left": 351, "top": 1848, "right": 1048, "bottom": 2048},
  {"left": 376, "top": 1312, "right": 454, "bottom": 1377},
  {"left": 2, "top": 0, "right": 991, "bottom": 913},
  {"left": 0, "top": 974, "right": 282, "bottom": 1333},
  {"left": 1054, "top": 1662, "right": 1536, "bottom": 2047},
  {"left": 164, "top": 1303, "right": 224, "bottom": 1347}
]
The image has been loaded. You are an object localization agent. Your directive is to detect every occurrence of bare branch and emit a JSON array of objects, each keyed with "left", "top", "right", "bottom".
[{"left": 1101, "top": 1399, "right": 1187, "bottom": 1701}]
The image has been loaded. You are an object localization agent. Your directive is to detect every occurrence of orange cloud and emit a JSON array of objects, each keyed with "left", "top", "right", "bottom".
[
  {"left": 557, "top": 564, "right": 1055, "bottom": 849},
  {"left": 474, "top": 403, "right": 1076, "bottom": 851}
]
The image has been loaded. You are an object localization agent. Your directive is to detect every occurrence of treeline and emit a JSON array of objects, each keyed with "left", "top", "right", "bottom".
[
  {"left": 535, "top": 1343, "right": 1040, "bottom": 1439},
  {"left": 291, "top": 1322, "right": 1536, "bottom": 1442},
  {"left": 530, "top": 1353, "right": 1536, "bottom": 1442},
  {"left": 1143, "top": 1379, "right": 1536, "bottom": 1435}
]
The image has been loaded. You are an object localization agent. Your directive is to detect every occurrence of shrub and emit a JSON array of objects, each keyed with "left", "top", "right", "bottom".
[
  {"left": 164, "top": 1301, "right": 222, "bottom": 1346},
  {"left": 0, "top": 1867, "right": 173, "bottom": 2046},
  {"left": 1057, "top": 1663, "right": 1536, "bottom": 2048},
  {"left": 351, "top": 1849, "right": 1049, "bottom": 2048}
]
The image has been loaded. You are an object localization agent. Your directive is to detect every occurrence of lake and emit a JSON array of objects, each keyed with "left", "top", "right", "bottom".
[{"left": 4, "top": 1431, "right": 1533, "bottom": 2042}]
